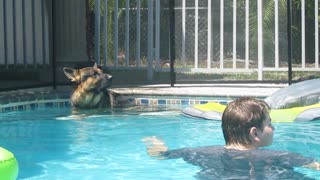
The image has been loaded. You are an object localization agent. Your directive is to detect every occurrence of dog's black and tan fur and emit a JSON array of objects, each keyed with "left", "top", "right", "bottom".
[{"left": 63, "top": 63, "right": 112, "bottom": 109}]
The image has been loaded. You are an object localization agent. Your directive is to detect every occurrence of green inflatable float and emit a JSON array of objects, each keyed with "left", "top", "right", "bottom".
[
  {"left": 182, "top": 102, "right": 320, "bottom": 122},
  {"left": 183, "top": 79, "right": 320, "bottom": 122},
  {"left": 0, "top": 147, "right": 19, "bottom": 180}
]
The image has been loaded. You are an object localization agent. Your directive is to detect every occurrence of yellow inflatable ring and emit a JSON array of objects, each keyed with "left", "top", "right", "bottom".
[
  {"left": 0, "top": 147, "right": 19, "bottom": 180},
  {"left": 182, "top": 102, "right": 320, "bottom": 122}
]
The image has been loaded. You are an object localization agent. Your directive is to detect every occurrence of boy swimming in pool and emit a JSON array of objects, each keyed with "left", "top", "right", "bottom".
[{"left": 142, "top": 97, "right": 320, "bottom": 179}]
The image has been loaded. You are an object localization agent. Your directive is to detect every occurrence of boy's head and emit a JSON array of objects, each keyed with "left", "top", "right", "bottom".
[{"left": 222, "top": 97, "right": 274, "bottom": 148}]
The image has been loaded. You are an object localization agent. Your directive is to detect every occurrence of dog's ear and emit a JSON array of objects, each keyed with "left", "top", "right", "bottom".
[
  {"left": 63, "top": 67, "right": 80, "bottom": 83},
  {"left": 93, "top": 62, "right": 98, "bottom": 69}
]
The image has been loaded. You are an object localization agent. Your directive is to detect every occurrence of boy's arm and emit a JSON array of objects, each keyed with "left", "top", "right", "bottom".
[
  {"left": 304, "top": 161, "right": 320, "bottom": 170},
  {"left": 142, "top": 136, "right": 169, "bottom": 159}
]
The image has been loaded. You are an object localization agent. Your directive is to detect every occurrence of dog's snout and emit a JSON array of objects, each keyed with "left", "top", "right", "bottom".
[
  {"left": 106, "top": 74, "right": 112, "bottom": 80},
  {"left": 104, "top": 74, "right": 112, "bottom": 86}
]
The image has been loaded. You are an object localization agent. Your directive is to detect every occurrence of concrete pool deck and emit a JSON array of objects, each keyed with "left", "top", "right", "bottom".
[
  {"left": 108, "top": 83, "right": 286, "bottom": 97},
  {"left": 0, "top": 83, "right": 287, "bottom": 97},
  {"left": 108, "top": 84, "right": 287, "bottom": 106}
]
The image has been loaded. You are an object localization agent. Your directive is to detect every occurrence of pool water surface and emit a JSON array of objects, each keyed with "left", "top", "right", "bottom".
[{"left": 0, "top": 107, "right": 320, "bottom": 179}]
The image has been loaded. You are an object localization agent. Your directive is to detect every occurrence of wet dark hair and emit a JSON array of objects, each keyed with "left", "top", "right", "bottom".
[{"left": 221, "top": 97, "right": 270, "bottom": 146}]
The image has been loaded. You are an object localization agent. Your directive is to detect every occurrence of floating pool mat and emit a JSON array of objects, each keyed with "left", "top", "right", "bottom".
[
  {"left": 265, "top": 78, "right": 320, "bottom": 109},
  {"left": 182, "top": 78, "right": 320, "bottom": 122},
  {"left": 0, "top": 147, "right": 19, "bottom": 180},
  {"left": 182, "top": 102, "right": 320, "bottom": 122}
]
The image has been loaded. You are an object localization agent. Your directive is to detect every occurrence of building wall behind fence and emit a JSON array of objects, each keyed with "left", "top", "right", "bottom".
[
  {"left": 0, "top": 0, "right": 87, "bottom": 67},
  {"left": 0, "top": 0, "right": 89, "bottom": 90},
  {"left": 0, "top": 0, "right": 51, "bottom": 67},
  {"left": 54, "top": 0, "right": 87, "bottom": 63}
]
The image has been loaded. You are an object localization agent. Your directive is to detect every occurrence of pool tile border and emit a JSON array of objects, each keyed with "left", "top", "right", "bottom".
[
  {"left": 0, "top": 96, "right": 233, "bottom": 113},
  {"left": 0, "top": 89, "right": 72, "bottom": 113},
  {"left": 0, "top": 85, "right": 271, "bottom": 113},
  {"left": 0, "top": 91, "right": 236, "bottom": 113},
  {"left": 0, "top": 99, "right": 71, "bottom": 113},
  {"left": 134, "top": 97, "right": 232, "bottom": 106}
]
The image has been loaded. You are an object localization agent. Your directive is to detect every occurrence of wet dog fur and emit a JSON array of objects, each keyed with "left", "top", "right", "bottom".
[{"left": 63, "top": 63, "right": 113, "bottom": 109}]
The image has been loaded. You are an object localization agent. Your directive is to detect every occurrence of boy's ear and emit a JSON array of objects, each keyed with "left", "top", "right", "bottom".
[{"left": 249, "top": 127, "right": 260, "bottom": 142}]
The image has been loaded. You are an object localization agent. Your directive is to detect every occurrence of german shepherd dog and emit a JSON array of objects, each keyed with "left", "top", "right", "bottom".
[{"left": 63, "top": 63, "right": 113, "bottom": 109}]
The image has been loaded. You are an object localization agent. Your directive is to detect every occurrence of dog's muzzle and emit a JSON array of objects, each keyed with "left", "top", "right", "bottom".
[{"left": 104, "top": 74, "right": 113, "bottom": 87}]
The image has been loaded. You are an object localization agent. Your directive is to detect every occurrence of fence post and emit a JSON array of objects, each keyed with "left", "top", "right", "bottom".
[
  {"left": 103, "top": 0, "right": 108, "bottom": 66},
  {"left": 114, "top": 0, "right": 119, "bottom": 67},
  {"left": 125, "top": 0, "right": 129, "bottom": 67},
  {"left": 147, "top": 0, "right": 154, "bottom": 81},
  {"left": 170, "top": 0, "right": 176, "bottom": 86},
  {"left": 136, "top": 0, "right": 141, "bottom": 67},
  {"left": 155, "top": 0, "right": 160, "bottom": 70},
  {"left": 94, "top": 0, "right": 100, "bottom": 64}
]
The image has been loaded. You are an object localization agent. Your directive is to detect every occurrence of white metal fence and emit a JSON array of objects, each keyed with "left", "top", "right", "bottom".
[{"left": 93, "top": 0, "right": 320, "bottom": 81}]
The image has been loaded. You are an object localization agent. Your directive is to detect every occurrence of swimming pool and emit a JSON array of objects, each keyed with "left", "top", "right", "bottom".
[{"left": 0, "top": 106, "right": 320, "bottom": 179}]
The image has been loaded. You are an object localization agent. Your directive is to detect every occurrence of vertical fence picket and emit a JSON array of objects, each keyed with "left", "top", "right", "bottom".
[
  {"left": 2, "top": 0, "right": 8, "bottom": 67},
  {"left": 182, "top": 0, "right": 186, "bottom": 66},
  {"left": 32, "top": 0, "right": 37, "bottom": 67},
  {"left": 12, "top": 0, "right": 17, "bottom": 65},
  {"left": 41, "top": 0, "right": 47, "bottom": 65},
  {"left": 220, "top": 0, "right": 224, "bottom": 69},
  {"left": 245, "top": 0, "right": 249, "bottom": 69},
  {"left": 315, "top": 0, "right": 319, "bottom": 68},
  {"left": 301, "top": 0, "right": 305, "bottom": 68},
  {"left": 275, "top": 0, "right": 279, "bottom": 68},
  {"left": 194, "top": 0, "right": 198, "bottom": 69},
  {"left": 232, "top": 0, "right": 237, "bottom": 69},
  {"left": 22, "top": 0, "right": 26, "bottom": 66},
  {"left": 207, "top": 0, "right": 212, "bottom": 69},
  {"left": 257, "top": 0, "right": 263, "bottom": 80}
]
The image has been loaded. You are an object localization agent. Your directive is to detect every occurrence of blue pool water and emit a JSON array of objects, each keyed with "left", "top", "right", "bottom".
[{"left": 0, "top": 107, "right": 320, "bottom": 179}]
